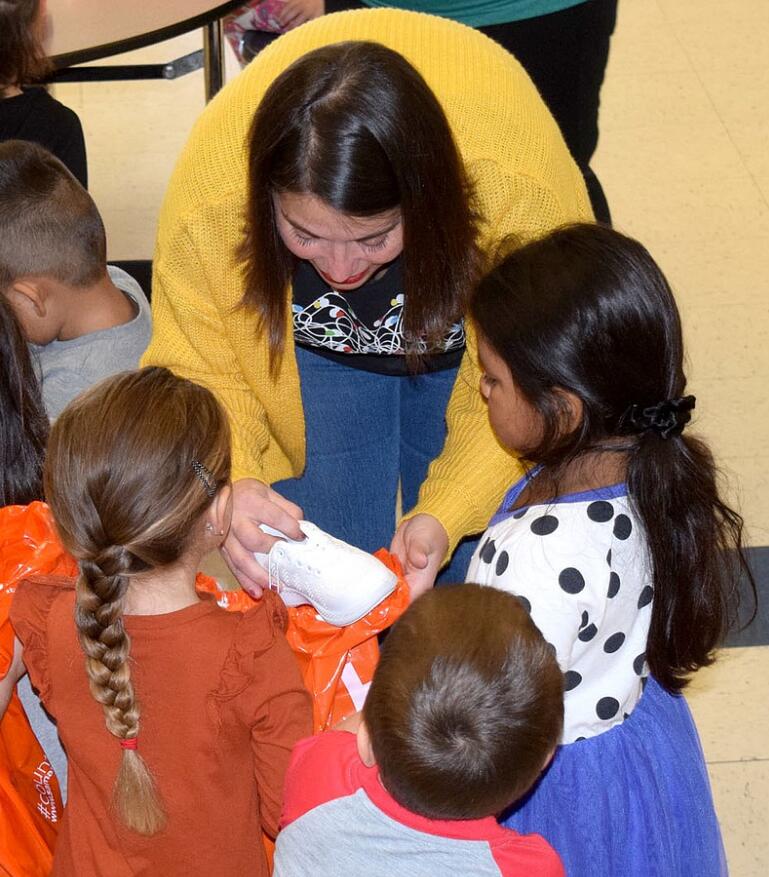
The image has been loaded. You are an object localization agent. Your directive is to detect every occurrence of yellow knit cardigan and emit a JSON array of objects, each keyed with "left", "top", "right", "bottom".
[{"left": 143, "top": 9, "right": 592, "bottom": 551}]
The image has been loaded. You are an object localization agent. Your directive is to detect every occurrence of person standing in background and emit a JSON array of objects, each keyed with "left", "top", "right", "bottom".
[
  {"left": 223, "top": 0, "right": 326, "bottom": 64},
  {"left": 0, "top": 0, "right": 88, "bottom": 189},
  {"left": 142, "top": 12, "right": 593, "bottom": 598},
  {"left": 325, "top": 0, "right": 617, "bottom": 223}
]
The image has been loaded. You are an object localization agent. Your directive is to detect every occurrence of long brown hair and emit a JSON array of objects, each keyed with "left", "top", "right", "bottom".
[
  {"left": 0, "top": 0, "right": 50, "bottom": 87},
  {"left": 471, "top": 224, "right": 756, "bottom": 692},
  {"left": 44, "top": 367, "right": 231, "bottom": 835},
  {"left": 241, "top": 41, "right": 480, "bottom": 369}
]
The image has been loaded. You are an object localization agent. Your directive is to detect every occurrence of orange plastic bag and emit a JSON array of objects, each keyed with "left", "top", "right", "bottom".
[
  {"left": 0, "top": 503, "right": 68, "bottom": 877},
  {"left": 199, "top": 550, "right": 410, "bottom": 731},
  {"left": 285, "top": 550, "right": 410, "bottom": 730},
  {"left": 1, "top": 502, "right": 409, "bottom": 733}
]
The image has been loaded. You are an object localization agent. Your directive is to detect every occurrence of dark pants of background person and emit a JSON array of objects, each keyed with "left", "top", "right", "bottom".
[
  {"left": 479, "top": 0, "right": 618, "bottom": 224},
  {"left": 324, "top": 0, "right": 618, "bottom": 223}
]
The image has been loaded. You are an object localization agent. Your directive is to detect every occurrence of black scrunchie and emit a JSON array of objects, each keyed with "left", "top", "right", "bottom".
[{"left": 619, "top": 395, "right": 696, "bottom": 440}]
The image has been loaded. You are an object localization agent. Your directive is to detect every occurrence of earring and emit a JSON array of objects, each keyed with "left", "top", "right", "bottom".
[{"left": 205, "top": 522, "right": 214, "bottom": 533}]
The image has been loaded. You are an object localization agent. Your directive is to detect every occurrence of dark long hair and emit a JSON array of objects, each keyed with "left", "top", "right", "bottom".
[
  {"left": 0, "top": 294, "right": 48, "bottom": 506},
  {"left": 0, "top": 0, "right": 50, "bottom": 87},
  {"left": 241, "top": 41, "right": 480, "bottom": 367},
  {"left": 470, "top": 223, "right": 756, "bottom": 692}
]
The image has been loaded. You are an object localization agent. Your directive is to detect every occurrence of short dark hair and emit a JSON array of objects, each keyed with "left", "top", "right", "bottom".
[
  {"left": 470, "top": 222, "right": 756, "bottom": 692},
  {"left": 241, "top": 41, "right": 480, "bottom": 368},
  {"left": 0, "top": 293, "right": 48, "bottom": 506},
  {"left": 364, "top": 583, "right": 563, "bottom": 820},
  {"left": 0, "top": 140, "right": 106, "bottom": 290}
]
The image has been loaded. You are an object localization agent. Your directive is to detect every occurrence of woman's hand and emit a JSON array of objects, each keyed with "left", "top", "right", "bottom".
[
  {"left": 390, "top": 514, "right": 449, "bottom": 601},
  {"left": 221, "top": 478, "right": 304, "bottom": 597}
]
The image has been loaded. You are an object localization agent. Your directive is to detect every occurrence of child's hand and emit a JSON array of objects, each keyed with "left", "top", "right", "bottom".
[
  {"left": 221, "top": 478, "right": 304, "bottom": 597},
  {"left": 390, "top": 514, "right": 449, "bottom": 601},
  {"left": 278, "top": 0, "right": 324, "bottom": 31}
]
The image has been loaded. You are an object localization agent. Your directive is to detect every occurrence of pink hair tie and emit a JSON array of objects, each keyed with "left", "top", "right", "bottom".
[{"left": 120, "top": 738, "right": 138, "bottom": 751}]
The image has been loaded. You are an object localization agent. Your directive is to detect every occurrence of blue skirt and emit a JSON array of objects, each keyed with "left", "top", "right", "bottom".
[{"left": 501, "top": 677, "right": 727, "bottom": 876}]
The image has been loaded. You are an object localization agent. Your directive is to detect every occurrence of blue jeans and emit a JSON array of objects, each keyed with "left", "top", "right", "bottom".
[{"left": 273, "top": 346, "right": 479, "bottom": 584}]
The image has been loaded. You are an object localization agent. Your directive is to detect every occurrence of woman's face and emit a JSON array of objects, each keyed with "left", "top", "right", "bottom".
[{"left": 274, "top": 192, "right": 403, "bottom": 290}]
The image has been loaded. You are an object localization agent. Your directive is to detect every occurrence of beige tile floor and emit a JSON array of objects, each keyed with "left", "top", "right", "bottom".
[
  {"left": 593, "top": 7, "right": 769, "bottom": 865},
  {"left": 47, "top": 1, "right": 768, "bottom": 872}
]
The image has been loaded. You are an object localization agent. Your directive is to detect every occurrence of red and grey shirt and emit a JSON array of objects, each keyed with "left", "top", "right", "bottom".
[{"left": 274, "top": 732, "right": 564, "bottom": 876}]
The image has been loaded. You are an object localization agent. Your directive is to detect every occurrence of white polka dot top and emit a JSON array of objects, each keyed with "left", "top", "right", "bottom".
[{"left": 467, "top": 470, "right": 653, "bottom": 744}]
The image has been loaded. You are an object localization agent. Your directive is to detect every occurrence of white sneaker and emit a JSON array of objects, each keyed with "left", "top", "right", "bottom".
[{"left": 254, "top": 521, "right": 397, "bottom": 626}]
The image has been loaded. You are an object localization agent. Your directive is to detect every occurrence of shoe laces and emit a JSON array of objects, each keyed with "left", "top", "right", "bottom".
[{"left": 267, "top": 537, "right": 325, "bottom": 595}]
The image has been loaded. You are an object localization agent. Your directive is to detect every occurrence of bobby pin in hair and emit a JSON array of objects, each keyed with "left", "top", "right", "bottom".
[{"left": 191, "top": 460, "right": 217, "bottom": 497}]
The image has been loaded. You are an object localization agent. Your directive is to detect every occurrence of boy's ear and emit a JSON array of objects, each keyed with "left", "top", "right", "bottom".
[
  {"left": 7, "top": 279, "right": 48, "bottom": 317},
  {"left": 356, "top": 719, "right": 377, "bottom": 768}
]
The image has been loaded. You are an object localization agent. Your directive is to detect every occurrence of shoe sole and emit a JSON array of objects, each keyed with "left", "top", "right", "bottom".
[{"left": 279, "top": 578, "right": 396, "bottom": 627}]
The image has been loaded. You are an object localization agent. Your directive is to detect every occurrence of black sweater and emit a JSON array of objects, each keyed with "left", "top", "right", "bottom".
[{"left": 0, "top": 87, "right": 87, "bottom": 188}]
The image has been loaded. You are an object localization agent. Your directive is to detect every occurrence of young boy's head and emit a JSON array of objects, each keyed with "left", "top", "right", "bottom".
[
  {"left": 0, "top": 139, "right": 107, "bottom": 344},
  {"left": 361, "top": 583, "right": 563, "bottom": 820}
]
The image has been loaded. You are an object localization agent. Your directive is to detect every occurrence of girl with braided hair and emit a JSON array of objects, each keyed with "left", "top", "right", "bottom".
[
  {"left": 8, "top": 367, "right": 312, "bottom": 875},
  {"left": 463, "top": 223, "right": 756, "bottom": 876}
]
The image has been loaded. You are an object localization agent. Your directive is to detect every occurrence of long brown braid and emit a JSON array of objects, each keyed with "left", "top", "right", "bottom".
[{"left": 44, "top": 367, "right": 231, "bottom": 835}]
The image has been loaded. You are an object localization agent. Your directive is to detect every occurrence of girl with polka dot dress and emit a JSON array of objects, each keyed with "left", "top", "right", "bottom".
[{"left": 466, "top": 224, "right": 755, "bottom": 877}]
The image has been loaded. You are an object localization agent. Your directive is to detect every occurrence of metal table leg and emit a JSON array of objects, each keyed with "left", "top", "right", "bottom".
[{"left": 203, "top": 19, "right": 224, "bottom": 102}]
